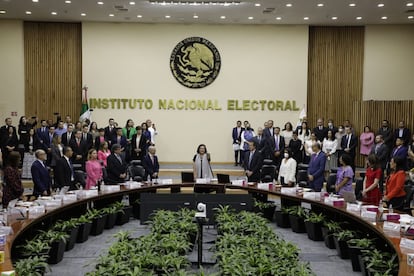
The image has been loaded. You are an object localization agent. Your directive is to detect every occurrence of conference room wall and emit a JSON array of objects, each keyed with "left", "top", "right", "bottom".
[
  {"left": 82, "top": 23, "right": 309, "bottom": 163},
  {"left": 363, "top": 25, "right": 414, "bottom": 101},
  {"left": 0, "top": 20, "right": 25, "bottom": 123}
]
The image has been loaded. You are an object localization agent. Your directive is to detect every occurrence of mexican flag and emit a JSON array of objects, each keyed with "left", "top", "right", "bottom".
[{"left": 79, "top": 86, "right": 91, "bottom": 122}]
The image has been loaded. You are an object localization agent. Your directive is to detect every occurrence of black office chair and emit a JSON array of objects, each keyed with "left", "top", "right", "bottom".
[
  {"left": 401, "top": 185, "right": 414, "bottom": 213},
  {"left": 263, "top": 159, "right": 274, "bottom": 166},
  {"left": 102, "top": 167, "right": 108, "bottom": 183},
  {"left": 130, "top": 160, "right": 142, "bottom": 166},
  {"left": 73, "top": 170, "right": 86, "bottom": 189},
  {"left": 260, "top": 165, "right": 276, "bottom": 183},
  {"left": 354, "top": 177, "right": 364, "bottom": 200},
  {"left": 128, "top": 164, "right": 146, "bottom": 182},
  {"left": 297, "top": 163, "right": 309, "bottom": 171},
  {"left": 326, "top": 173, "right": 337, "bottom": 193},
  {"left": 330, "top": 167, "right": 339, "bottom": 174},
  {"left": 296, "top": 170, "right": 307, "bottom": 182}
]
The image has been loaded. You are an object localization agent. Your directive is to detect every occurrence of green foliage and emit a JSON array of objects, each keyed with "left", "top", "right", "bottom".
[
  {"left": 253, "top": 198, "right": 276, "bottom": 210},
  {"left": 17, "top": 239, "right": 51, "bottom": 257},
  {"left": 347, "top": 238, "right": 374, "bottom": 249},
  {"left": 362, "top": 249, "right": 398, "bottom": 275},
  {"left": 304, "top": 212, "right": 326, "bottom": 223},
  {"left": 334, "top": 229, "right": 356, "bottom": 241},
  {"left": 285, "top": 205, "right": 308, "bottom": 218},
  {"left": 14, "top": 256, "right": 50, "bottom": 276},
  {"left": 52, "top": 218, "right": 80, "bottom": 232},
  {"left": 323, "top": 220, "right": 342, "bottom": 233}
]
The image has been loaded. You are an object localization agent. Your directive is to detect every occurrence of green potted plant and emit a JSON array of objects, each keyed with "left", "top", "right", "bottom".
[
  {"left": 304, "top": 212, "right": 325, "bottom": 241},
  {"left": 37, "top": 230, "right": 69, "bottom": 264},
  {"left": 321, "top": 220, "right": 341, "bottom": 249},
  {"left": 112, "top": 201, "right": 133, "bottom": 225},
  {"left": 361, "top": 249, "right": 398, "bottom": 276},
  {"left": 75, "top": 214, "right": 93, "bottom": 243},
  {"left": 52, "top": 218, "right": 80, "bottom": 251},
  {"left": 286, "top": 205, "right": 308, "bottom": 233},
  {"left": 275, "top": 206, "right": 291, "bottom": 228},
  {"left": 253, "top": 199, "right": 276, "bottom": 221},
  {"left": 86, "top": 208, "right": 108, "bottom": 236},
  {"left": 18, "top": 239, "right": 51, "bottom": 259},
  {"left": 100, "top": 205, "right": 118, "bottom": 229},
  {"left": 333, "top": 229, "right": 356, "bottom": 259},
  {"left": 15, "top": 255, "right": 50, "bottom": 276},
  {"left": 347, "top": 238, "right": 374, "bottom": 272}
]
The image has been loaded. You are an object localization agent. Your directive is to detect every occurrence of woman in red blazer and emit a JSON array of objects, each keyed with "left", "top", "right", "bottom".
[{"left": 383, "top": 156, "right": 406, "bottom": 210}]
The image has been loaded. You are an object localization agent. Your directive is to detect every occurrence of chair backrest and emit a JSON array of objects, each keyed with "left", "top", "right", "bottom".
[
  {"left": 102, "top": 167, "right": 108, "bottom": 182},
  {"left": 73, "top": 170, "right": 86, "bottom": 188},
  {"left": 296, "top": 170, "right": 308, "bottom": 182},
  {"left": 130, "top": 160, "right": 142, "bottom": 166},
  {"left": 402, "top": 185, "right": 414, "bottom": 211},
  {"left": 128, "top": 165, "right": 145, "bottom": 178},
  {"left": 327, "top": 173, "right": 337, "bottom": 193},
  {"left": 263, "top": 159, "right": 273, "bottom": 165}
]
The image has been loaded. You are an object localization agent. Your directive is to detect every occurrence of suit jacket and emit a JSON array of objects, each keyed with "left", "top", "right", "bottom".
[
  {"left": 69, "top": 138, "right": 88, "bottom": 165},
  {"left": 94, "top": 136, "right": 107, "bottom": 150},
  {"left": 390, "top": 146, "right": 409, "bottom": 170},
  {"left": 313, "top": 126, "right": 328, "bottom": 142},
  {"left": 43, "top": 133, "right": 56, "bottom": 150},
  {"left": 131, "top": 134, "right": 147, "bottom": 160},
  {"left": 61, "top": 132, "right": 74, "bottom": 146},
  {"left": 370, "top": 143, "right": 389, "bottom": 170},
  {"left": 81, "top": 132, "right": 93, "bottom": 150},
  {"left": 394, "top": 128, "right": 411, "bottom": 145},
  {"left": 50, "top": 144, "right": 63, "bottom": 167},
  {"left": 36, "top": 127, "right": 49, "bottom": 149},
  {"left": 265, "top": 135, "right": 286, "bottom": 161},
  {"left": 142, "top": 154, "right": 160, "bottom": 178},
  {"left": 307, "top": 152, "right": 327, "bottom": 191},
  {"left": 244, "top": 150, "right": 263, "bottom": 182},
  {"left": 0, "top": 125, "right": 17, "bottom": 146},
  {"left": 55, "top": 157, "right": 73, "bottom": 188},
  {"left": 31, "top": 160, "right": 51, "bottom": 196},
  {"left": 341, "top": 134, "right": 358, "bottom": 157},
  {"left": 24, "top": 135, "right": 41, "bottom": 152},
  {"left": 263, "top": 128, "right": 273, "bottom": 138},
  {"left": 232, "top": 127, "right": 244, "bottom": 144},
  {"left": 111, "top": 135, "right": 128, "bottom": 149},
  {"left": 378, "top": 127, "right": 394, "bottom": 149},
  {"left": 106, "top": 154, "right": 127, "bottom": 183},
  {"left": 104, "top": 126, "right": 116, "bottom": 143}
]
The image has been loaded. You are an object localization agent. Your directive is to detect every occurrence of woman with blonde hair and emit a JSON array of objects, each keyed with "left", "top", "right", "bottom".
[{"left": 85, "top": 149, "right": 103, "bottom": 190}]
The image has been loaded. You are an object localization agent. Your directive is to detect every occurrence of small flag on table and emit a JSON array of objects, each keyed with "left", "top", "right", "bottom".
[{"left": 80, "top": 86, "right": 91, "bottom": 122}]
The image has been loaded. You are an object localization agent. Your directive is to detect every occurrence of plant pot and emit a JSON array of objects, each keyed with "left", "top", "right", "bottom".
[
  {"left": 275, "top": 211, "right": 290, "bottom": 228},
  {"left": 359, "top": 255, "right": 369, "bottom": 276},
  {"left": 288, "top": 215, "right": 306, "bottom": 233},
  {"left": 305, "top": 221, "right": 323, "bottom": 241},
  {"left": 105, "top": 212, "right": 117, "bottom": 229},
  {"left": 116, "top": 206, "right": 133, "bottom": 225},
  {"left": 348, "top": 246, "right": 363, "bottom": 272},
  {"left": 65, "top": 226, "right": 79, "bottom": 251},
  {"left": 90, "top": 214, "right": 108, "bottom": 236},
  {"left": 333, "top": 236, "right": 350, "bottom": 259},
  {"left": 321, "top": 227, "right": 336, "bottom": 249},
  {"left": 132, "top": 203, "right": 140, "bottom": 219},
  {"left": 76, "top": 222, "right": 92, "bottom": 243},
  {"left": 48, "top": 239, "right": 66, "bottom": 264},
  {"left": 262, "top": 205, "right": 276, "bottom": 221}
]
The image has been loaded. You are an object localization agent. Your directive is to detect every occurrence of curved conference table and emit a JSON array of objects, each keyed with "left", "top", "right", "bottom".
[{"left": 0, "top": 182, "right": 413, "bottom": 275}]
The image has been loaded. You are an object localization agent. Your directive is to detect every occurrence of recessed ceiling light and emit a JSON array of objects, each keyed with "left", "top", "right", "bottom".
[
  {"left": 276, "top": 16, "right": 282, "bottom": 20},
  {"left": 193, "top": 15, "right": 199, "bottom": 18},
  {"left": 51, "top": 12, "right": 57, "bottom": 15},
  {"left": 408, "top": 15, "right": 414, "bottom": 19},
  {"left": 0, "top": 10, "right": 6, "bottom": 14},
  {"left": 97, "top": 1, "right": 104, "bottom": 5},
  {"left": 407, "top": 3, "right": 414, "bottom": 6},
  {"left": 81, "top": 13, "right": 86, "bottom": 16},
  {"left": 254, "top": 3, "right": 261, "bottom": 7},
  {"left": 109, "top": 13, "right": 114, "bottom": 17},
  {"left": 356, "top": 16, "right": 362, "bottom": 20},
  {"left": 349, "top": 3, "right": 356, "bottom": 7},
  {"left": 32, "top": 0, "right": 39, "bottom": 2},
  {"left": 65, "top": 0, "right": 71, "bottom": 3},
  {"left": 165, "top": 15, "right": 171, "bottom": 18},
  {"left": 381, "top": 16, "right": 387, "bottom": 19},
  {"left": 137, "top": 15, "right": 142, "bottom": 18},
  {"left": 220, "top": 15, "right": 226, "bottom": 19},
  {"left": 248, "top": 16, "right": 254, "bottom": 20},
  {"left": 304, "top": 16, "right": 309, "bottom": 20},
  {"left": 286, "top": 3, "right": 292, "bottom": 7},
  {"left": 377, "top": 3, "right": 384, "bottom": 7},
  {"left": 129, "top": 1, "right": 136, "bottom": 4},
  {"left": 317, "top": 3, "right": 324, "bottom": 7},
  {"left": 25, "top": 11, "right": 32, "bottom": 15},
  {"left": 331, "top": 16, "right": 338, "bottom": 20}
]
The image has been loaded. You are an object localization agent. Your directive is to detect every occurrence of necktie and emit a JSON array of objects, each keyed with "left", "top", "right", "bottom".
[
  {"left": 77, "top": 139, "right": 80, "bottom": 146},
  {"left": 347, "top": 135, "right": 351, "bottom": 148},
  {"left": 320, "top": 126, "right": 322, "bottom": 130},
  {"left": 68, "top": 133, "right": 71, "bottom": 140},
  {"left": 150, "top": 155, "right": 154, "bottom": 165},
  {"left": 68, "top": 159, "right": 74, "bottom": 181},
  {"left": 200, "top": 158, "right": 203, "bottom": 178},
  {"left": 248, "top": 152, "right": 253, "bottom": 168},
  {"left": 275, "top": 136, "right": 279, "bottom": 151},
  {"left": 393, "top": 147, "right": 399, "bottom": 157}
]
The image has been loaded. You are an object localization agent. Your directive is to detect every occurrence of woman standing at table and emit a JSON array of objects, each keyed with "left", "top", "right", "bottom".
[
  {"left": 2, "top": 151, "right": 23, "bottom": 207},
  {"left": 360, "top": 126, "right": 375, "bottom": 167},
  {"left": 383, "top": 156, "right": 406, "bottom": 209},
  {"left": 193, "top": 144, "right": 213, "bottom": 179},
  {"left": 335, "top": 154, "right": 354, "bottom": 196},
  {"left": 322, "top": 130, "right": 338, "bottom": 177},
  {"left": 86, "top": 149, "right": 103, "bottom": 190},
  {"left": 362, "top": 154, "right": 382, "bottom": 205},
  {"left": 278, "top": 149, "right": 297, "bottom": 186},
  {"left": 98, "top": 141, "right": 111, "bottom": 167}
]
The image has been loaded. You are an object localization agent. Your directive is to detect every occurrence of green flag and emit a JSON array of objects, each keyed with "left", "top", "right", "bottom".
[{"left": 80, "top": 86, "right": 91, "bottom": 122}]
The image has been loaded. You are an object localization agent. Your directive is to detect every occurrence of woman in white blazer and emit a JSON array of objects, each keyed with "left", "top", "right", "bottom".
[{"left": 278, "top": 149, "right": 297, "bottom": 186}]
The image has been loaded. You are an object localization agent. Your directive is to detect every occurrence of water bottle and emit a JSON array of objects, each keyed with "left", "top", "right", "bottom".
[
  {"left": 389, "top": 204, "right": 393, "bottom": 214},
  {"left": 377, "top": 200, "right": 384, "bottom": 222}
]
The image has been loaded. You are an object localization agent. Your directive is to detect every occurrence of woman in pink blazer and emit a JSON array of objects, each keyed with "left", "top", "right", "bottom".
[
  {"left": 86, "top": 149, "right": 103, "bottom": 190},
  {"left": 97, "top": 141, "right": 111, "bottom": 167},
  {"left": 360, "top": 126, "right": 375, "bottom": 166}
]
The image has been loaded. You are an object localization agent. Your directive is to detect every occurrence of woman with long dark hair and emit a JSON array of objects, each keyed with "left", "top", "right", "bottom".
[
  {"left": 383, "top": 157, "right": 406, "bottom": 210},
  {"left": 2, "top": 126, "right": 18, "bottom": 167},
  {"left": 2, "top": 151, "right": 23, "bottom": 207},
  {"left": 193, "top": 144, "right": 213, "bottom": 179},
  {"left": 362, "top": 154, "right": 382, "bottom": 205}
]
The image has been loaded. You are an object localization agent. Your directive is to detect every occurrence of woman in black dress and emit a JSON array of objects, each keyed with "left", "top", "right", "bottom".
[{"left": 289, "top": 131, "right": 303, "bottom": 164}]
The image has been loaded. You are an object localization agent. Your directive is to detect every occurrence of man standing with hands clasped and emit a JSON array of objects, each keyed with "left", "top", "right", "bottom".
[
  {"left": 31, "top": 149, "right": 51, "bottom": 196},
  {"left": 244, "top": 139, "right": 263, "bottom": 183},
  {"left": 307, "top": 143, "right": 326, "bottom": 192}
]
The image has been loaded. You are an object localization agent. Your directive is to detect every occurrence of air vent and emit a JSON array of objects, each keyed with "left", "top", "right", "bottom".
[
  {"left": 405, "top": 9, "right": 414, "bottom": 13},
  {"left": 263, "top": 7, "right": 276, "bottom": 14},
  {"left": 114, "top": 5, "right": 129, "bottom": 12}
]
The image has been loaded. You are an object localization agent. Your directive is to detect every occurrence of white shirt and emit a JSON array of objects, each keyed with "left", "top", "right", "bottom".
[
  {"left": 322, "top": 139, "right": 338, "bottom": 155},
  {"left": 282, "top": 130, "right": 293, "bottom": 146},
  {"left": 278, "top": 158, "right": 297, "bottom": 184},
  {"left": 148, "top": 126, "right": 157, "bottom": 145},
  {"left": 305, "top": 140, "right": 320, "bottom": 156}
]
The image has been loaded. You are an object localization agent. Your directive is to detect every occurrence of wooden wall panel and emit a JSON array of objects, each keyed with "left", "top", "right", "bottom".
[
  {"left": 307, "top": 26, "right": 414, "bottom": 167},
  {"left": 24, "top": 22, "right": 82, "bottom": 121}
]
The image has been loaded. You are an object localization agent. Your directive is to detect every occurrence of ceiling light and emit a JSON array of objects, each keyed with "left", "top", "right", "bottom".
[
  {"left": 303, "top": 16, "right": 309, "bottom": 20},
  {"left": 25, "top": 11, "right": 32, "bottom": 15},
  {"left": 331, "top": 16, "right": 338, "bottom": 20},
  {"left": 276, "top": 16, "right": 282, "bottom": 20},
  {"left": 137, "top": 15, "right": 142, "bottom": 18},
  {"left": 286, "top": 3, "right": 292, "bottom": 7},
  {"left": 407, "top": 3, "right": 414, "bottom": 6},
  {"left": 81, "top": 13, "right": 86, "bottom": 16},
  {"left": 109, "top": 13, "right": 114, "bottom": 17},
  {"left": 0, "top": 10, "right": 6, "bottom": 14},
  {"left": 193, "top": 15, "right": 199, "bottom": 18},
  {"left": 317, "top": 3, "right": 324, "bottom": 7},
  {"left": 381, "top": 16, "right": 387, "bottom": 19},
  {"left": 51, "top": 12, "right": 57, "bottom": 15},
  {"left": 356, "top": 16, "right": 362, "bottom": 20},
  {"left": 65, "top": 0, "right": 71, "bottom": 3},
  {"left": 248, "top": 16, "right": 254, "bottom": 20},
  {"left": 254, "top": 3, "right": 261, "bottom": 7},
  {"left": 408, "top": 15, "right": 414, "bottom": 19},
  {"left": 349, "top": 3, "right": 356, "bottom": 7},
  {"left": 32, "top": 0, "right": 39, "bottom": 2},
  {"left": 129, "top": 1, "right": 136, "bottom": 4},
  {"left": 220, "top": 15, "right": 226, "bottom": 19},
  {"left": 377, "top": 3, "right": 384, "bottom": 7},
  {"left": 97, "top": 1, "right": 104, "bottom": 5},
  {"left": 149, "top": 1, "right": 240, "bottom": 6},
  {"left": 165, "top": 15, "right": 171, "bottom": 18}
]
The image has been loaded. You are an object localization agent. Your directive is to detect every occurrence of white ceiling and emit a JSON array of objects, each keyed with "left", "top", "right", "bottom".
[{"left": 0, "top": 0, "right": 414, "bottom": 25}]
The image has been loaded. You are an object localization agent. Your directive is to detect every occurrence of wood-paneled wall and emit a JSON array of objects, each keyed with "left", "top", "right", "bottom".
[
  {"left": 24, "top": 22, "right": 82, "bottom": 121},
  {"left": 307, "top": 26, "right": 414, "bottom": 167}
]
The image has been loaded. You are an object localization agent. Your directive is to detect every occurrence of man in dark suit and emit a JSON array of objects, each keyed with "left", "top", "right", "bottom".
[
  {"left": 69, "top": 130, "right": 88, "bottom": 169},
  {"left": 307, "top": 143, "right": 327, "bottom": 192},
  {"left": 104, "top": 118, "right": 117, "bottom": 144},
  {"left": 55, "top": 146, "right": 75, "bottom": 189},
  {"left": 232, "top": 120, "right": 244, "bottom": 166},
  {"left": 255, "top": 127, "right": 266, "bottom": 152},
  {"left": 31, "top": 149, "right": 51, "bottom": 196},
  {"left": 81, "top": 124, "right": 93, "bottom": 150},
  {"left": 106, "top": 143, "right": 127, "bottom": 183},
  {"left": 61, "top": 123, "right": 74, "bottom": 146},
  {"left": 43, "top": 126, "right": 56, "bottom": 152},
  {"left": 111, "top": 128, "right": 128, "bottom": 151},
  {"left": 378, "top": 120, "right": 393, "bottom": 155},
  {"left": 327, "top": 119, "right": 338, "bottom": 136},
  {"left": 341, "top": 127, "right": 358, "bottom": 172},
  {"left": 263, "top": 120, "right": 274, "bottom": 138},
  {"left": 370, "top": 135, "right": 389, "bottom": 171},
  {"left": 0, "top": 117, "right": 17, "bottom": 147},
  {"left": 131, "top": 126, "right": 147, "bottom": 161},
  {"left": 265, "top": 127, "right": 285, "bottom": 167},
  {"left": 244, "top": 139, "right": 263, "bottom": 182},
  {"left": 390, "top": 137, "right": 409, "bottom": 170},
  {"left": 142, "top": 146, "right": 160, "bottom": 180},
  {"left": 313, "top": 118, "right": 328, "bottom": 142},
  {"left": 36, "top": 120, "right": 49, "bottom": 149},
  {"left": 394, "top": 120, "right": 411, "bottom": 146}
]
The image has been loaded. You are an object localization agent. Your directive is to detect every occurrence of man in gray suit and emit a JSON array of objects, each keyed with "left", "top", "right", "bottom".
[{"left": 370, "top": 135, "right": 389, "bottom": 171}]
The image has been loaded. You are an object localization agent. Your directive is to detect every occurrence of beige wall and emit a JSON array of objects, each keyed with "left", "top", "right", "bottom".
[
  {"left": 363, "top": 25, "right": 414, "bottom": 101},
  {"left": 82, "top": 23, "right": 309, "bottom": 163},
  {"left": 0, "top": 20, "right": 25, "bottom": 124}
]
